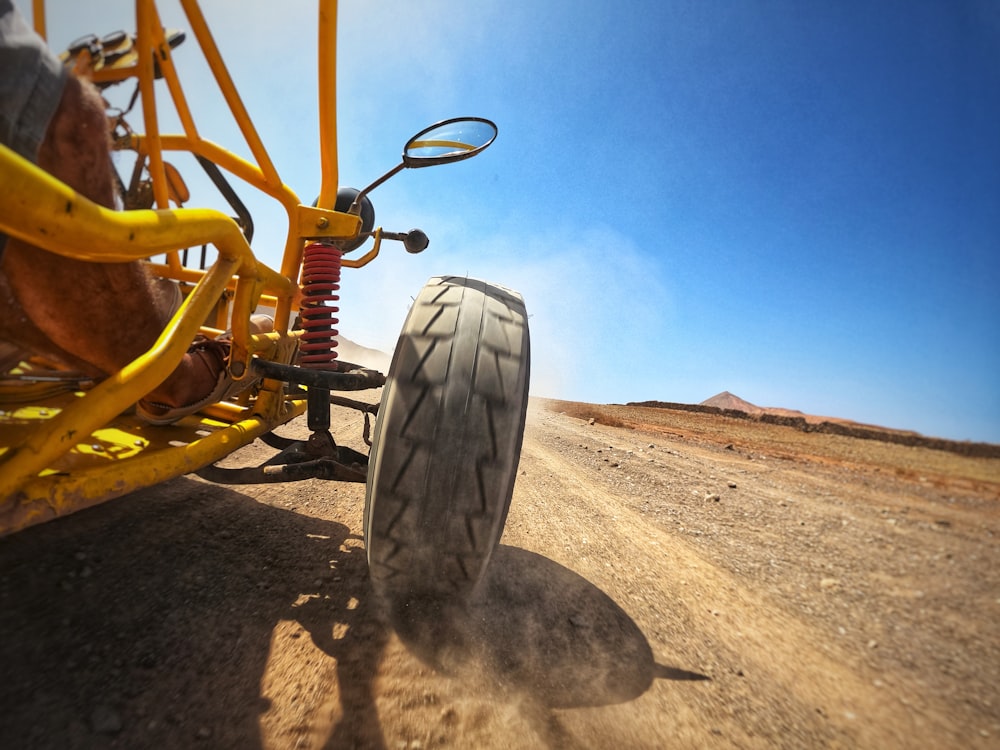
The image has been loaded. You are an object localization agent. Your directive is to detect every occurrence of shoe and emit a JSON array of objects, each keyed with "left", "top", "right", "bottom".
[
  {"left": 134, "top": 316, "right": 274, "bottom": 425},
  {"left": 135, "top": 338, "right": 243, "bottom": 425}
]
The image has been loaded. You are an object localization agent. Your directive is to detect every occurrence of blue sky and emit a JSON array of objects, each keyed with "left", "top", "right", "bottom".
[{"left": 30, "top": 1, "right": 1000, "bottom": 443}]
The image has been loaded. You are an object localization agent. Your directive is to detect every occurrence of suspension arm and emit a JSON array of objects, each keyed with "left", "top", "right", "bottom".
[{"left": 251, "top": 359, "right": 385, "bottom": 390}]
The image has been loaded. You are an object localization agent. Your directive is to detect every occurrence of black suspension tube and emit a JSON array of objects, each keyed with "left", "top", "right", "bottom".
[{"left": 251, "top": 359, "right": 385, "bottom": 390}]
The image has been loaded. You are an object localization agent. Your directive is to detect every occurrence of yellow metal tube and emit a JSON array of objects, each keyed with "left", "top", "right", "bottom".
[
  {"left": 149, "top": 1, "right": 200, "bottom": 140},
  {"left": 135, "top": 0, "right": 168, "bottom": 211},
  {"left": 4, "top": 399, "right": 308, "bottom": 535},
  {"left": 156, "top": 135, "right": 301, "bottom": 215},
  {"left": 0, "top": 254, "right": 239, "bottom": 495},
  {"left": 316, "top": 0, "right": 339, "bottom": 209},
  {"left": 178, "top": 0, "right": 283, "bottom": 192},
  {"left": 0, "top": 145, "right": 291, "bottom": 296},
  {"left": 0, "top": 143, "right": 294, "bottom": 491},
  {"left": 31, "top": 0, "right": 45, "bottom": 38}
]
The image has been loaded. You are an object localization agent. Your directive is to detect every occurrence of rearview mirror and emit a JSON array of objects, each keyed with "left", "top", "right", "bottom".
[
  {"left": 348, "top": 117, "right": 498, "bottom": 215},
  {"left": 403, "top": 117, "right": 498, "bottom": 167}
]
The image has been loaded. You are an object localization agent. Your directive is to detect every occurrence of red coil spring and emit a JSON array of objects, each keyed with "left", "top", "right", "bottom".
[{"left": 299, "top": 241, "right": 343, "bottom": 368}]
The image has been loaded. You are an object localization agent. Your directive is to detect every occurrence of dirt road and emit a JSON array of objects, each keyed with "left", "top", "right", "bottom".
[{"left": 2, "top": 399, "right": 998, "bottom": 748}]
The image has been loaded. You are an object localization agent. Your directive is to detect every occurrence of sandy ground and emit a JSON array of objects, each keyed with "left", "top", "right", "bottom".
[{"left": 1, "top": 398, "right": 998, "bottom": 749}]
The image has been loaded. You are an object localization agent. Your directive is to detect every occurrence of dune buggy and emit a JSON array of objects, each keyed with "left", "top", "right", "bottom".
[{"left": 0, "top": 0, "right": 530, "bottom": 605}]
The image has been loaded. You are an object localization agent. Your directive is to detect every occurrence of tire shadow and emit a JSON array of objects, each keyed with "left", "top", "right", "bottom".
[
  {"left": 387, "top": 545, "right": 708, "bottom": 710},
  {"left": 0, "top": 477, "right": 385, "bottom": 750}
]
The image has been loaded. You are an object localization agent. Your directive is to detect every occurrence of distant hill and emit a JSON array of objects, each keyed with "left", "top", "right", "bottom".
[
  {"left": 700, "top": 391, "right": 882, "bottom": 429},
  {"left": 700, "top": 391, "right": 763, "bottom": 414},
  {"left": 627, "top": 392, "right": 1000, "bottom": 458}
]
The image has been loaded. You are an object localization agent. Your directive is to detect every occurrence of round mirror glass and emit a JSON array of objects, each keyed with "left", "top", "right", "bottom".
[{"left": 403, "top": 117, "right": 497, "bottom": 167}]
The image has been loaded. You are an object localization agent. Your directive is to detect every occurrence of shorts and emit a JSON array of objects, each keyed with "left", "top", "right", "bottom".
[{"left": 0, "top": 0, "right": 68, "bottom": 256}]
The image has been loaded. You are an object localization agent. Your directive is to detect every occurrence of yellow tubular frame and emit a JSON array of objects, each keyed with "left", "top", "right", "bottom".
[{"left": 0, "top": 0, "right": 358, "bottom": 534}]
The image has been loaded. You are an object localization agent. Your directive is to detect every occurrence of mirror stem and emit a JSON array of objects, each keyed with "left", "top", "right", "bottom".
[{"left": 350, "top": 161, "right": 406, "bottom": 213}]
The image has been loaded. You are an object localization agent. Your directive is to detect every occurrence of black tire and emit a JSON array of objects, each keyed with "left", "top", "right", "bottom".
[{"left": 364, "top": 276, "right": 530, "bottom": 604}]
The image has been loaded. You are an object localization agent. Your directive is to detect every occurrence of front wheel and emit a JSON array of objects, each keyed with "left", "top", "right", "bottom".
[{"left": 364, "top": 276, "right": 530, "bottom": 604}]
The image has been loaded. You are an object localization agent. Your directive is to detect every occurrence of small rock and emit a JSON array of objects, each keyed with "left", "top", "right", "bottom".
[
  {"left": 820, "top": 578, "right": 840, "bottom": 589},
  {"left": 705, "top": 493, "right": 721, "bottom": 502},
  {"left": 728, "top": 481, "right": 737, "bottom": 489},
  {"left": 91, "top": 705, "right": 122, "bottom": 735},
  {"left": 587, "top": 418, "right": 595, "bottom": 425},
  {"left": 867, "top": 640, "right": 878, "bottom": 649}
]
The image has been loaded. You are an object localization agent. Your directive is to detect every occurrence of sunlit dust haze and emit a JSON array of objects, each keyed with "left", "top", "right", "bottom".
[{"left": 26, "top": 0, "right": 1000, "bottom": 442}]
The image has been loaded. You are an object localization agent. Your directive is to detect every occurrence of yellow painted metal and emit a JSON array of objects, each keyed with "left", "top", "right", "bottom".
[
  {"left": 296, "top": 204, "right": 361, "bottom": 241},
  {"left": 31, "top": 0, "right": 46, "bottom": 38},
  {"left": 0, "top": 147, "right": 291, "bottom": 299},
  {"left": 0, "top": 254, "right": 238, "bottom": 494},
  {"left": 340, "top": 228, "right": 385, "bottom": 269},
  {"left": 157, "top": 135, "right": 301, "bottom": 213},
  {"left": 0, "top": 0, "right": 368, "bottom": 535},
  {"left": 2, "top": 398, "right": 308, "bottom": 536},
  {"left": 178, "top": 0, "right": 284, "bottom": 193},
  {"left": 317, "top": 0, "right": 339, "bottom": 210},
  {"left": 0, "top": 145, "right": 295, "bottom": 496}
]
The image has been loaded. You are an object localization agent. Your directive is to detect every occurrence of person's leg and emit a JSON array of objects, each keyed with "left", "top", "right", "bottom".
[
  {"left": 0, "top": 74, "right": 176, "bottom": 373},
  {"left": 0, "top": 74, "right": 224, "bottom": 414},
  {"left": 1, "top": 0, "right": 239, "bottom": 421}
]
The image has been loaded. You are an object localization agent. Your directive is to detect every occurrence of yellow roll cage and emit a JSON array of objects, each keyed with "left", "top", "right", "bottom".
[{"left": 0, "top": 0, "right": 359, "bottom": 533}]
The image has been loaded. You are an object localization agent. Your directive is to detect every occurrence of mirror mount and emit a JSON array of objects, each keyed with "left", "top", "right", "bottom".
[{"left": 349, "top": 162, "right": 406, "bottom": 214}]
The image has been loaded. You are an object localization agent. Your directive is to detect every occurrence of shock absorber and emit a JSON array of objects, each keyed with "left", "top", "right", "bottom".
[
  {"left": 299, "top": 241, "right": 343, "bottom": 368},
  {"left": 299, "top": 241, "right": 342, "bottom": 434}
]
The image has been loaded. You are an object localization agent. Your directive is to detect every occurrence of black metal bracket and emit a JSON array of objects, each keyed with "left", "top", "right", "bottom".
[
  {"left": 196, "top": 361, "right": 382, "bottom": 486},
  {"left": 195, "top": 435, "right": 368, "bottom": 485},
  {"left": 251, "top": 359, "right": 385, "bottom": 391}
]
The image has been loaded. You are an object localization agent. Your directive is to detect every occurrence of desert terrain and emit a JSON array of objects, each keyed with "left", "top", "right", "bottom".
[{"left": 1, "top": 397, "right": 998, "bottom": 748}]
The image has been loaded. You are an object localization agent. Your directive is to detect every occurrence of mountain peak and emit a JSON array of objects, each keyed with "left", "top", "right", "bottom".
[{"left": 700, "top": 391, "right": 762, "bottom": 414}]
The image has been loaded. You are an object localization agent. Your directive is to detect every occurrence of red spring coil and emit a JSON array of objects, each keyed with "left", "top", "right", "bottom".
[{"left": 299, "top": 241, "right": 343, "bottom": 368}]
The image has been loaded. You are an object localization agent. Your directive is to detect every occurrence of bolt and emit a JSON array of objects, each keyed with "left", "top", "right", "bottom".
[{"left": 316, "top": 217, "right": 329, "bottom": 229}]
